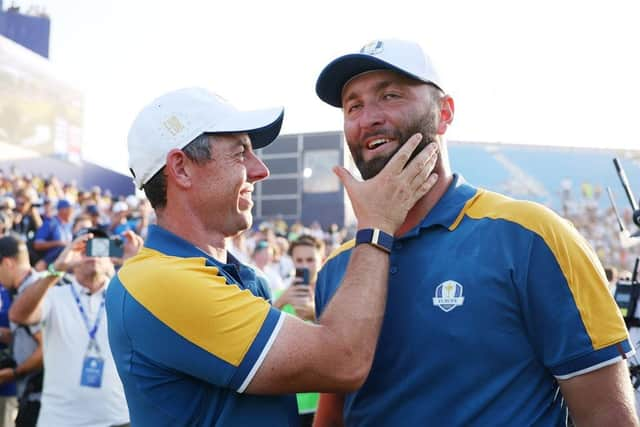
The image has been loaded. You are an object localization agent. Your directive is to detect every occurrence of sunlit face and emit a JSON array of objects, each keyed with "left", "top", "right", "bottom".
[
  {"left": 190, "top": 134, "right": 269, "bottom": 237},
  {"left": 342, "top": 70, "right": 441, "bottom": 179},
  {"left": 73, "top": 254, "right": 113, "bottom": 292},
  {"left": 291, "top": 244, "right": 322, "bottom": 286}
]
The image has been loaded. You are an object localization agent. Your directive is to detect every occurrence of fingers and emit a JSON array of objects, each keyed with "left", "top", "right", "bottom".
[
  {"left": 407, "top": 143, "right": 439, "bottom": 190},
  {"left": 380, "top": 133, "right": 423, "bottom": 176},
  {"left": 70, "top": 233, "right": 93, "bottom": 252}
]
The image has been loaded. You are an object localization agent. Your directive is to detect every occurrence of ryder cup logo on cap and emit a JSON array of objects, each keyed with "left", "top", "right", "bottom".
[
  {"left": 315, "top": 39, "right": 444, "bottom": 107},
  {"left": 433, "top": 280, "right": 465, "bottom": 312},
  {"left": 127, "top": 87, "right": 284, "bottom": 189}
]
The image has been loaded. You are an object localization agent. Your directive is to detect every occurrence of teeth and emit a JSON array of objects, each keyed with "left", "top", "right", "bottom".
[{"left": 368, "top": 139, "right": 388, "bottom": 149}]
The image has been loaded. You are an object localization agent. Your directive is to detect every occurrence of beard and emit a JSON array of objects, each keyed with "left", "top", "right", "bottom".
[{"left": 349, "top": 109, "right": 439, "bottom": 180}]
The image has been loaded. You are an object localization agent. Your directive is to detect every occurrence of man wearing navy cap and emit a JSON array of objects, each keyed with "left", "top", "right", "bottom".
[
  {"left": 313, "top": 39, "right": 637, "bottom": 426},
  {"left": 32, "top": 200, "right": 73, "bottom": 271},
  {"left": 106, "top": 87, "right": 438, "bottom": 426}
]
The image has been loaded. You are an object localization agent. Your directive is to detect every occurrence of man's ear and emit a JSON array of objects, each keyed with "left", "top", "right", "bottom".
[
  {"left": 165, "top": 149, "right": 193, "bottom": 189},
  {"left": 437, "top": 95, "right": 455, "bottom": 135}
]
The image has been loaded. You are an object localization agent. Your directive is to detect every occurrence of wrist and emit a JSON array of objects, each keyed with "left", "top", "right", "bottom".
[
  {"left": 355, "top": 228, "right": 394, "bottom": 254},
  {"left": 47, "top": 263, "right": 65, "bottom": 278},
  {"left": 357, "top": 221, "right": 395, "bottom": 236}
]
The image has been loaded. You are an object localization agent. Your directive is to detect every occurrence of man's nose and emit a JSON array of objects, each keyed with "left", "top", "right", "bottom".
[
  {"left": 247, "top": 153, "right": 269, "bottom": 183},
  {"left": 359, "top": 102, "right": 386, "bottom": 129}
]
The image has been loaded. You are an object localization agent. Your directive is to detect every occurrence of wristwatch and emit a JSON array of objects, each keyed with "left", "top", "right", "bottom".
[{"left": 355, "top": 228, "right": 394, "bottom": 254}]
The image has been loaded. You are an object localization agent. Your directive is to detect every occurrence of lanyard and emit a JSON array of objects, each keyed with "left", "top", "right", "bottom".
[{"left": 69, "top": 284, "right": 106, "bottom": 348}]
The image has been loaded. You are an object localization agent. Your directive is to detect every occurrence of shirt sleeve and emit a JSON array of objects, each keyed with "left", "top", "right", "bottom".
[
  {"left": 33, "top": 221, "right": 51, "bottom": 242},
  {"left": 521, "top": 225, "right": 632, "bottom": 380},
  {"left": 115, "top": 256, "right": 284, "bottom": 392}
]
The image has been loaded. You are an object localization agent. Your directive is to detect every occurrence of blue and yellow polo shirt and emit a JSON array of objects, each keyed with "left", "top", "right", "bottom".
[
  {"left": 315, "top": 175, "right": 633, "bottom": 426},
  {"left": 106, "top": 225, "right": 297, "bottom": 426}
]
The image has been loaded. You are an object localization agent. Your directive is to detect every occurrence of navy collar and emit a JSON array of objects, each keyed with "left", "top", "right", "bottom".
[
  {"left": 144, "top": 225, "right": 244, "bottom": 283},
  {"left": 401, "top": 174, "right": 478, "bottom": 238}
]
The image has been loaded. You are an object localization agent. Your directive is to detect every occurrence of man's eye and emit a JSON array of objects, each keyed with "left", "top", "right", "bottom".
[
  {"left": 347, "top": 104, "right": 362, "bottom": 113},
  {"left": 383, "top": 93, "right": 400, "bottom": 100}
]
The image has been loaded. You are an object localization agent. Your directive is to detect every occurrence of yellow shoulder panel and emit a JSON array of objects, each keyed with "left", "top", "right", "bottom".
[
  {"left": 323, "top": 239, "right": 355, "bottom": 265},
  {"left": 118, "top": 248, "right": 271, "bottom": 366},
  {"left": 464, "top": 191, "right": 627, "bottom": 349}
]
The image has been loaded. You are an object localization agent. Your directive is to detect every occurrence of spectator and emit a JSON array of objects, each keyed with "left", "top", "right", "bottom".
[
  {"left": 9, "top": 229, "right": 141, "bottom": 427},
  {"left": 11, "top": 190, "right": 43, "bottom": 266},
  {"left": 32, "top": 200, "right": 73, "bottom": 272},
  {"left": 274, "top": 236, "right": 295, "bottom": 286},
  {"left": 251, "top": 240, "right": 286, "bottom": 294},
  {"left": 109, "top": 202, "right": 131, "bottom": 236},
  {"left": 0, "top": 286, "right": 17, "bottom": 427},
  {"left": 0, "top": 235, "right": 45, "bottom": 427}
]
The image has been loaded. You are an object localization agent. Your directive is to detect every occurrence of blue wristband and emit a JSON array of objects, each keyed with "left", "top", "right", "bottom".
[{"left": 355, "top": 228, "right": 394, "bottom": 253}]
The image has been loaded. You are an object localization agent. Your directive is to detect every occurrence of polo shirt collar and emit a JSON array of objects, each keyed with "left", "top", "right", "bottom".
[
  {"left": 401, "top": 174, "right": 478, "bottom": 238},
  {"left": 144, "top": 225, "right": 243, "bottom": 277}
]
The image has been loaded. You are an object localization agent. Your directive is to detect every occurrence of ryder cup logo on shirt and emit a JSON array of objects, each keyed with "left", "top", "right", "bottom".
[{"left": 433, "top": 280, "right": 465, "bottom": 312}]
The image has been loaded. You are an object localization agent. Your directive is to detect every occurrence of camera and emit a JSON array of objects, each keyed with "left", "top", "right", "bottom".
[
  {"left": 614, "top": 258, "right": 640, "bottom": 328},
  {"left": 85, "top": 237, "right": 125, "bottom": 258},
  {"left": 0, "top": 348, "right": 16, "bottom": 370},
  {"left": 294, "top": 267, "right": 310, "bottom": 285}
]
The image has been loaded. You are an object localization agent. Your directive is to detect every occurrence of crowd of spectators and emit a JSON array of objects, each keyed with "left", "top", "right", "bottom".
[
  {"left": 0, "top": 167, "right": 639, "bottom": 425},
  {"left": 557, "top": 180, "right": 640, "bottom": 279}
]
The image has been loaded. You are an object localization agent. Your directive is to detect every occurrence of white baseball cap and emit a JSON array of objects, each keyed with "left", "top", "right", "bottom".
[
  {"left": 128, "top": 87, "right": 284, "bottom": 189},
  {"left": 112, "top": 201, "right": 129, "bottom": 214},
  {"left": 315, "top": 39, "right": 443, "bottom": 108}
]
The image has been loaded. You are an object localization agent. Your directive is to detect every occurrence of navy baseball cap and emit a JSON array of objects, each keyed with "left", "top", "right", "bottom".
[
  {"left": 57, "top": 199, "right": 72, "bottom": 210},
  {"left": 316, "top": 39, "right": 444, "bottom": 108}
]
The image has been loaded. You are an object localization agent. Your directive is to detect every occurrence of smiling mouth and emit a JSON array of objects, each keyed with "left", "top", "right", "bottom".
[{"left": 367, "top": 138, "right": 392, "bottom": 150}]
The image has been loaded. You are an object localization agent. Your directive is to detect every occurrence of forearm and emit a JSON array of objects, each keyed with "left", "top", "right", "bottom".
[
  {"left": 15, "top": 346, "right": 43, "bottom": 377},
  {"left": 33, "top": 240, "right": 63, "bottom": 251},
  {"left": 561, "top": 362, "right": 639, "bottom": 427},
  {"left": 313, "top": 393, "right": 345, "bottom": 427},
  {"left": 9, "top": 276, "right": 58, "bottom": 324},
  {"left": 316, "top": 244, "right": 390, "bottom": 384}
]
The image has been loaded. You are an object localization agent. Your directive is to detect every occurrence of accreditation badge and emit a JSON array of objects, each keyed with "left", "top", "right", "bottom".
[{"left": 80, "top": 356, "right": 104, "bottom": 388}]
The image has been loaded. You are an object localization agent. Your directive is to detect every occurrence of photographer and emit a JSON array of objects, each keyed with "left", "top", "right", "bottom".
[
  {"left": 9, "top": 229, "right": 142, "bottom": 427},
  {"left": 0, "top": 235, "right": 45, "bottom": 427}
]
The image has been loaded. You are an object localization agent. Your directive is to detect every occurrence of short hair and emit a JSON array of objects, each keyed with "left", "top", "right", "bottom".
[
  {"left": 289, "top": 234, "right": 325, "bottom": 256},
  {"left": 0, "top": 233, "right": 27, "bottom": 262},
  {"left": 143, "top": 133, "right": 214, "bottom": 209}
]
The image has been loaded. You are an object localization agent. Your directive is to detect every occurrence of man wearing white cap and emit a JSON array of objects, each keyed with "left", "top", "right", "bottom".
[
  {"left": 105, "top": 87, "right": 439, "bottom": 426},
  {"left": 313, "top": 39, "right": 637, "bottom": 426}
]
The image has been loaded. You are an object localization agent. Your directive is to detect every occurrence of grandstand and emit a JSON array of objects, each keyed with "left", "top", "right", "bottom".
[
  {"left": 0, "top": 4, "right": 134, "bottom": 196},
  {"left": 449, "top": 141, "right": 640, "bottom": 212}
]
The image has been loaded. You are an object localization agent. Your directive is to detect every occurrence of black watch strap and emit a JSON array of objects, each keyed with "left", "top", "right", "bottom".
[{"left": 355, "top": 228, "right": 394, "bottom": 254}]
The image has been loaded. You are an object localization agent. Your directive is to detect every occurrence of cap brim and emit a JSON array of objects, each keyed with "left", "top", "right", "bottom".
[
  {"left": 316, "top": 54, "right": 427, "bottom": 108},
  {"left": 206, "top": 107, "right": 284, "bottom": 149}
]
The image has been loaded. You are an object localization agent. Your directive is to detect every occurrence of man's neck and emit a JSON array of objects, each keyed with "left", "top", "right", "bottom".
[
  {"left": 156, "top": 212, "right": 227, "bottom": 263},
  {"left": 76, "top": 275, "right": 107, "bottom": 295},
  {"left": 395, "top": 170, "right": 454, "bottom": 237},
  {"left": 14, "top": 266, "right": 32, "bottom": 289}
]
